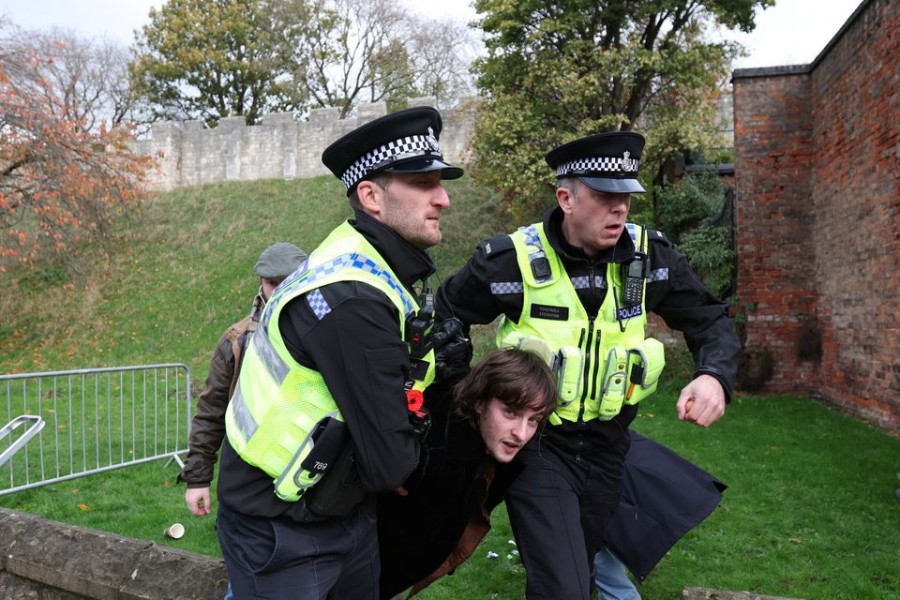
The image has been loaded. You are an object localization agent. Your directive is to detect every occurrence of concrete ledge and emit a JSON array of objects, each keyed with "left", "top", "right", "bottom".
[
  {"left": 683, "top": 588, "right": 804, "bottom": 600},
  {"left": 0, "top": 508, "right": 228, "bottom": 600},
  {"left": 0, "top": 510, "right": 814, "bottom": 600}
]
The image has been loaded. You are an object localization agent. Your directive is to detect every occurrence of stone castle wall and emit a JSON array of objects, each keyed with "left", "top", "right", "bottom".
[{"left": 133, "top": 97, "right": 478, "bottom": 191}]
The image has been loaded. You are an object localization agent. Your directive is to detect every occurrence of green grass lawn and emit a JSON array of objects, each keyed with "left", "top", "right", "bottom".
[
  {"left": 2, "top": 177, "right": 899, "bottom": 599},
  {"left": 2, "top": 375, "right": 898, "bottom": 600}
]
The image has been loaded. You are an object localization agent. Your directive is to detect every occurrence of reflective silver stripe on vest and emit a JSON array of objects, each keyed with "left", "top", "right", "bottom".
[
  {"left": 571, "top": 275, "right": 607, "bottom": 290},
  {"left": 307, "top": 289, "right": 331, "bottom": 320},
  {"left": 491, "top": 281, "right": 524, "bottom": 295},
  {"left": 230, "top": 325, "right": 291, "bottom": 439},
  {"left": 648, "top": 267, "right": 668, "bottom": 282},
  {"left": 230, "top": 391, "right": 258, "bottom": 440}
]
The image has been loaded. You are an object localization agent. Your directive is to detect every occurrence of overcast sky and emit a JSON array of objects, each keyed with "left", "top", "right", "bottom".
[{"left": 1, "top": 0, "right": 864, "bottom": 69}]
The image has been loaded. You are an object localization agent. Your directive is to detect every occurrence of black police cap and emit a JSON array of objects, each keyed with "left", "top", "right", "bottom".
[
  {"left": 545, "top": 131, "right": 646, "bottom": 193},
  {"left": 321, "top": 106, "right": 463, "bottom": 196}
]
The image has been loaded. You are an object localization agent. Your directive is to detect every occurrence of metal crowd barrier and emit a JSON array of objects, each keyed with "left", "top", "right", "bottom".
[
  {"left": 0, "top": 364, "right": 191, "bottom": 496},
  {"left": 0, "top": 415, "right": 45, "bottom": 469}
]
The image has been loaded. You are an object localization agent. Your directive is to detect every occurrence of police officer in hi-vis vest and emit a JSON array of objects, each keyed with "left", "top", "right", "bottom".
[
  {"left": 216, "top": 106, "right": 462, "bottom": 599},
  {"left": 436, "top": 131, "right": 740, "bottom": 600}
]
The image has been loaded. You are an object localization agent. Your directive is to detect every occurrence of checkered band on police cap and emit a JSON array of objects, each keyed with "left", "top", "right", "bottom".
[
  {"left": 339, "top": 133, "right": 441, "bottom": 190},
  {"left": 555, "top": 153, "right": 640, "bottom": 178},
  {"left": 545, "top": 131, "right": 645, "bottom": 184}
]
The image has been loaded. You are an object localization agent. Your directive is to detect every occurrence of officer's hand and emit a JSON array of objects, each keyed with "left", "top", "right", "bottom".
[
  {"left": 676, "top": 374, "right": 725, "bottom": 428},
  {"left": 433, "top": 317, "right": 472, "bottom": 384},
  {"left": 185, "top": 486, "right": 212, "bottom": 516}
]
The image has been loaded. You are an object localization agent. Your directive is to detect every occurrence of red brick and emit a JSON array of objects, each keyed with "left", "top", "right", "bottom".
[{"left": 732, "top": 0, "right": 899, "bottom": 433}]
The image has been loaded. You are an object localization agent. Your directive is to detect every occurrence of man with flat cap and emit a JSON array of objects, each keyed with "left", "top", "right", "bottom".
[
  {"left": 436, "top": 131, "right": 740, "bottom": 599},
  {"left": 215, "top": 106, "right": 462, "bottom": 599},
  {"left": 179, "top": 241, "right": 307, "bottom": 518}
]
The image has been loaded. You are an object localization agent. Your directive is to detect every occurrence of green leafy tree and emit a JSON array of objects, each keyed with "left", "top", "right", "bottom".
[
  {"left": 129, "top": 0, "right": 306, "bottom": 125},
  {"left": 657, "top": 171, "right": 735, "bottom": 297},
  {"left": 469, "top": 0, "right": 770, "bottom": 217}
]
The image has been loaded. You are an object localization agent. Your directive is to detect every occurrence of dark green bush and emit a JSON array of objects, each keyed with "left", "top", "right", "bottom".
[{"left": 656, "top": 172, "right": 734, "bottom": 298}]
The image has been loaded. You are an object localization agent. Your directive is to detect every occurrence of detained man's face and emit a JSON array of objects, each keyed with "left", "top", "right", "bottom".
[{"left": 476, "top": 398, "right": 545, "bottom": 463}]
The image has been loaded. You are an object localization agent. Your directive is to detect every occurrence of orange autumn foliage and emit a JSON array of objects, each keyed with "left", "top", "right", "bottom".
[{"left": 0, "top": 35, "right": 157, "bottom": 273}]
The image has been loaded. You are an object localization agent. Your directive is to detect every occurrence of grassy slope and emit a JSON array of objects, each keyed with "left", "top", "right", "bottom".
[
  {"left": 0, "top": 174, "right": 510, "bottom": 556},
  {"left": 1, "top": 177, "right": 899, "bottom": 599},
  {"left": 0, "top": 174, "right": 504, "bottom": 377}
]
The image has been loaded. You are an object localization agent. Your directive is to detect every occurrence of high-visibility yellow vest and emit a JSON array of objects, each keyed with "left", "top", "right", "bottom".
[
  {"left": 225, "top": 221, "right": 435, "bottom": 501},
  {"left": 497, "top": 223, "right": 664, "bottom": 424}
]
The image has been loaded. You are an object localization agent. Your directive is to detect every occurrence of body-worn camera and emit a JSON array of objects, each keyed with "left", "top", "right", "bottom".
[
  {"left": 406, "top": 288, "right": 435, "bottom": 360},
  {"left": 406, "top": 310, "right": 434, "bottom": 359}
]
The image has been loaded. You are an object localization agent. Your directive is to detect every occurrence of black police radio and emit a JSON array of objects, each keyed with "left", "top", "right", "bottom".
[{"left": 622, "top": 252, "right": 647, "bottom": 306}]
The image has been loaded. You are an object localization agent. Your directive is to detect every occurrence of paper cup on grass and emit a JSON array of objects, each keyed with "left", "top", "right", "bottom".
[{"left": 164, "top": 522, "right": 185, "bottom": 540}]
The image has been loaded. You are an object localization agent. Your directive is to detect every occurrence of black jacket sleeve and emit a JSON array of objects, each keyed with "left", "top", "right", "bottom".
[
  {"left": 280, "top": 280, "right": 420, "bottom": 494},
  {"left": 436, "top": 234, "right": 520, "bottom": 324},
  {"left": 645, "top": 235, "right": 741, "bottom": 399}
]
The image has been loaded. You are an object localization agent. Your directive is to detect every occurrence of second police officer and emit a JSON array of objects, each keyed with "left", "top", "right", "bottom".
[{"left": 436, "top": 131, "right": 741, "bottom": 599}]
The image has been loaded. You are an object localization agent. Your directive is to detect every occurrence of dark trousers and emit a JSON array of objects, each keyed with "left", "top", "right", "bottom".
[
  {"left": 506, "top": 432, "right": 629, "bottom": 600},
  {"left": 217, "top": 499, "right": 380, "bottom": 600}
]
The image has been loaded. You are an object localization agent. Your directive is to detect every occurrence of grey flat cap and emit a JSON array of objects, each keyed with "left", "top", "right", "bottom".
[{"left": 254, "top": 242, "right": 307, "bottom": 278}]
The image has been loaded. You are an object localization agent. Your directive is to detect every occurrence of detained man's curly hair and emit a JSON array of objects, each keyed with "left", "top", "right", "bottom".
[{"left": 453, "top": 348, "right": 558, "bottom": 424}]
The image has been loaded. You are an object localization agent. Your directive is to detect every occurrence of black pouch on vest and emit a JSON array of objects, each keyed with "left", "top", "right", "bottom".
[
  {"left": 300, "top": 416, "right": 347, "bottom": 476},
  {"left": 305, "top": 440, "right": 365, "bottom": 518}
]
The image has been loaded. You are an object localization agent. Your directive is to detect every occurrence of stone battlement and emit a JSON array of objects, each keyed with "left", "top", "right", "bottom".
[{"left": 133, "top": 97, "right": 478, "bottom": 191}]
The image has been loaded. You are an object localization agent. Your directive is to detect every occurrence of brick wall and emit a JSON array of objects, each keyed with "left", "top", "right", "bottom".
[{"left": 733, "top": 0, "right": 899, "bottom": 432}]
